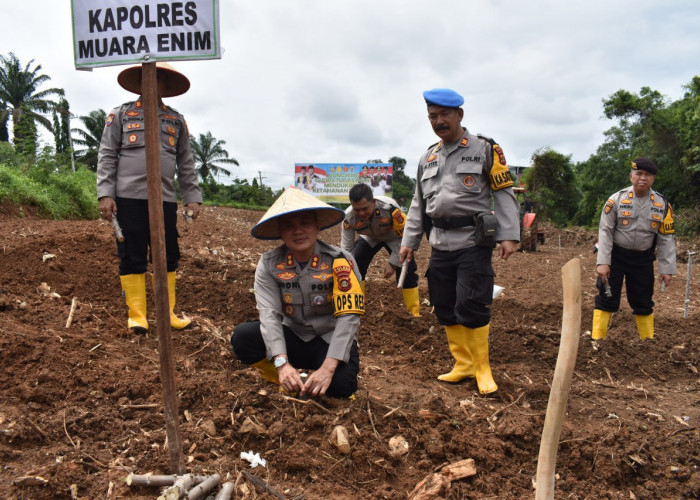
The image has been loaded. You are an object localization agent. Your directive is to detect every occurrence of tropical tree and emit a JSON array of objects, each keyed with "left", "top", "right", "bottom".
[
  {"left": 52, "top": 97, "right": 71, "bottom": 154},
  {"left": 71, "top": 109, "right": 107, "bottom": 171},
  {"left": 0, "top": 52, "right": 65, "bottom": 145},
  {"left": 525, "top": 148, "right": 579, "bottom": 227},
  {"left": 388, "top": 156, "right": 415, "bottom": 208},
  {"left": 189, "top": 131, "right": 238, "bottom": 182}
]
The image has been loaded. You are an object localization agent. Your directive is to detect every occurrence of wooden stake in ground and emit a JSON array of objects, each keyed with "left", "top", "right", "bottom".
[
  {"left": 535, "top": 258, "right": 581, "bottom": 499},
  {"left": 142, "top": 61, "right": 185, "bottom": 474}
]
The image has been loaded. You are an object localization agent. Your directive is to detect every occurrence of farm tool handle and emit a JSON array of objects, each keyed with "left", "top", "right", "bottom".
[{"left": 535, "top": 258, "right": 581, "bottom": 499}]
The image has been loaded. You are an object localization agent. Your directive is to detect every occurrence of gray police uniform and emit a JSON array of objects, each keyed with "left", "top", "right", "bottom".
[
  {"left": 595, "top": 186, "right": 676, "bottom": 314},
  {"left": 401, "top": 129, "right": 519, "bottom": 326},
  {"left": 341, "top": 196, "right": 418, "bottom": 289},
  {"left": 231, "top": 240, "right": 363, "bottom": 398},
  {"left": 96, "top": 99, "right": 202, "bottom": 275}
]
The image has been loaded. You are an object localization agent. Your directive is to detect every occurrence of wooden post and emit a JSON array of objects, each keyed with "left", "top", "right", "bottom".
[
  {"left": 142, "top": 62, "right": 185, "bottom": 474},
  {"left": 535, "top": 258, "right": 581, "bottom": 499}
]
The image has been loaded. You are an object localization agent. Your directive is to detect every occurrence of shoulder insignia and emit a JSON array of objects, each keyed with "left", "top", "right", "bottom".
[
  {"left": 286, "top": 253, "right": 294, "bottom": 266},
  {"left": 660, "top": 203, "right": 675, "bottom": 234},
  {"left": 426, "top": 141, "right": 439, "bottom": 151},
  {"left": 494, "top": 145, "right": 507, "bottom": 165},
  {"left": 135, "top": 101, "right": 142, "bottom": 108},
  {"left": 392, "top": 210, "right": 405, "bottom": 224},
  {"left": 459, "top": 137, "right": 469, "bottom": 147},
  {"left": 343, "top": 221, "right": 350, "bottom": 231},
  {"left": 310, "top": 255, "right": 320, "bottom": 269},
  {"left": 628, "top": 191, "right": 634, "bottom": 198},
  {"left": 106, "top": 113, "right": 115, "bottom": 126}
]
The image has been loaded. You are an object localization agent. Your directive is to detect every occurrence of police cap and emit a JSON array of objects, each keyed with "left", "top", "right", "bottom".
[
  {"left": 631, "top": 158, "right": 658, "bottom": 175},
  {"left": 423, "top": 88, "right": 464, "bottom": 108}
]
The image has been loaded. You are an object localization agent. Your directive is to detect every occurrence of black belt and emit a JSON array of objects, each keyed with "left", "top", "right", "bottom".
[{"left": 430, "top": 215, "right": 475, "bottom": 230}]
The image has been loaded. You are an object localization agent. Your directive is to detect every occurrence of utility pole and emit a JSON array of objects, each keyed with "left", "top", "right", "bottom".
[{"left": 258, "top": 170, "right": 266, "bottom": 186}]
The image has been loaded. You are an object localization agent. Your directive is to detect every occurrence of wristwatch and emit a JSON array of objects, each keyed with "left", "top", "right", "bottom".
[{"left": 273, "top": 357, "right": 288, "bottom": 369}]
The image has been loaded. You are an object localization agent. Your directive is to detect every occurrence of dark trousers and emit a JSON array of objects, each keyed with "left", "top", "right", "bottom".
[
  {"left": 352, "top": 238, "right": 418, "bottom": 289},
  {"left": 595, "top": 245, "right": 655, "bottom": 315},
  {"left": 231, "top": 321, "right": 360, "bottom": 398},
  {"left": 427, "top": 246, "right": 494, "bottom": 328},
  {"left": 116, "top": 197, "right": 180, "bottom": 275}
]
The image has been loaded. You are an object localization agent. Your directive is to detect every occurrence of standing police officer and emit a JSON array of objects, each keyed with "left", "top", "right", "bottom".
[
  {"left": 592, "top": 158, "right": 676, "bottom": 340},
  {"left": 341, "top": 183, "right": 420, "bottom": 316},
  {"left": 97, "top": 62, "right": 202, "bottom": 333},
  {"left": 400, "top": 88, "right": 519, "bottom": 394}
]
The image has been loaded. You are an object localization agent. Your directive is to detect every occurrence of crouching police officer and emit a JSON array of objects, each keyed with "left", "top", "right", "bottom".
[{"left": 231, "top": 187, "right": 364, "bottom": 398}]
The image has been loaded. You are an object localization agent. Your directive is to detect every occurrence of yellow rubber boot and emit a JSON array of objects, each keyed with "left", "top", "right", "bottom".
[
  {"left": 437, "top": 325, "right": 474, "bottom": 382},
  {"left": 167, "top": 272, "right": 192, "bottom": 329},
  {"left": 251, "top": 359, "right": 280, "bottom": 384},
  {"left": 635, "top": 313, "right": 654, "bottom": 340},
  {"left": 120, "top": 273, "right": 148, "bottom": 333},
  {"left": 591, "top": 309, "right": 612, "bottom": 340},
  {"left": 361, "top": 280, "right": 366, "bottom": 294},
  {"left": 402, "top": 287, "right": 421, "bottom": 317},
  {"left": 464, "top": 324, "right": 498, "bottom": 394}
]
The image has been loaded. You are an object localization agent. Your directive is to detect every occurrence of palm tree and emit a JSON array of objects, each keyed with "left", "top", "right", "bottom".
[
  {"left": 189, "top": 131, "right": 239, "bottom": 182},
  {"left": 71, "top": 109, "right": 107, "bottom": 171},
  {"left": 0, "top": 52, "right": 65, "bottom": 144}
]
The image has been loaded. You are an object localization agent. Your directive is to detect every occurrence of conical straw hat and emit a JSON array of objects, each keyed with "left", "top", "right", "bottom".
[
  {"left": 117, "top": 62, "right": 190, "bottom": 97},
  {"left": 251, "top": 186, "right": 345, "bottom": 240}
]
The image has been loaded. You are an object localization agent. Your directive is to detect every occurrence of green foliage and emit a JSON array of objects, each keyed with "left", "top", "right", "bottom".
[
  {"left": 53, "top": 97, "right": 71, "bottom": 154},
  {"left": 13, "top": 110, "right": 37, "bottom": 158},
  {"left": 200, "top": 177, "right": 279, "bottom": 209},
  {"left": 0, "top": 52, "right": 65, "bottom": 143},
  {"left": 527, "top": 148, "right": 579, "bottom": 227},
  {"left": 388, "top": 156, "right": 415, "bottom": 208},
  {"left": 0, "top": 143, "right": 98, "bottom": 219},
  {"left": 189, "top": 131, "right": 239, "bottom": 182},
  {"left": 672, "top": 205, "right": 700, "bottom": 237},
  {"left": 72, "top": 108, "right": 107, "bottom": 171}
]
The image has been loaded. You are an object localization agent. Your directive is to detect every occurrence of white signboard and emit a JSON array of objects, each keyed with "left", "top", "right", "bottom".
[{"left": 72, "top": 0, "right": 221, "bottom": 68}]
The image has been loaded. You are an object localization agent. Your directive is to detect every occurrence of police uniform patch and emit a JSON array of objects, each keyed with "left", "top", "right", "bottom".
[
  {"left": 343, "top": 221, "right": 350, "bottom": 230},
  {"left": 312, "top": 272, "right": 332, "bottom": 281},
  {"left": 168, "top": 136, "right": 176, "bottom": 147},
  {"left": 128, "top": 134, "right": 138, "bottom": 144},
  {"left": 427, "top": 153, "right": 437, "bottom": 162},
  {"left": 622, "top": 219, "right": 630, "bottom": 226},
  {"left": 276, "top": 263, "right": 286, "bottom": 269},
  {"left": 620, "top": 199, "right": 632, "bottom": 204},
  {"left": 320, "top": 263, "right": 330, "bottom": 270},
  {"left": 652, "top": 214, "right": 661, "bottom": 221},
  {"left": 284, "top": 305, "right": 294, "bottom": 316},
  {"left": 127, "top": 123, "right": 141, "bottom": 130},
  {"left": 163, "top": 114, "right": 178, "bottom": 120},
  {"left": 621, "top": 210, "right": 632, "bottom": 217},
  {"left": 286, "top": 253, "right": 294, "bottom": 266},
  {"left": 126, "top": 110, "right": 140, "bottom": 117},
  {"left": 310, "top": 255, "right": 320, "bottom": 268},
  {"left": 651, "top": 221, "right": 658, "bottom": 229},
  {"left": 494, "top": 145, "right": 507, "bottom": 165},
  {"left": 106, "top": 113, "right": 115, "bottom": 126},
  {"left": 313, "top": 295, "right": 326, "bottom": 305},
  {"left": 463, "top": 175, "right": 476, "bottom": 187},
  {"left": 392, "top": 211, "right": 404, "bottom": 224},
  {"left": 283, "top": 293, "right": 293, "bottom": 303},
  {"left": 277, "top": 271, "right": 297, "bottom": 280},
  {"left": 653, "top": 201, "right": 663, "bottom": 208},
  {"left": 135, "top": 101, "right": 142, "bottom": 108},
  {"left": 167, "top": 126, "right": 177, "bottom": 135},
  {"left": 460, "top": 137, "right": 469, "bottom": 147},
  {"left": 604, "top": 199, "right": 614, "bottom": 214},
  {"left": 380, "top": 217, "right": 390, "bottom": 224}
]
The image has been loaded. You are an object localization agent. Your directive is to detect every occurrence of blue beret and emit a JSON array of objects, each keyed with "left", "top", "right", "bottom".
[{"left": 423, "top": 88, "right": 464, "bottom": 108}]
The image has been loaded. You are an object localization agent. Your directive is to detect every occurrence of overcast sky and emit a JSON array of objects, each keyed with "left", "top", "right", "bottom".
[{"left": 3, "top": 1, "right": 700, "bottom": 190}]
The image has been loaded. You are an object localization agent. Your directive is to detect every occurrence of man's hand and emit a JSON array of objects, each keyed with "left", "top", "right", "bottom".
[
  {"left": 383, "top": 261, "right": 395, "bottom": 279},
  {"left": 277, "top": 362, "right": 305, "bottom": 394},
  {"left": 185, "top": 202, "right": 201, "bottom": 220},
  {"left": 596, "top": 264, "right": 610, "bottom": 281},
  {"left": 498, "top": 240, "right": 517, "bottom": 260},
  {"left": 302, "top": 358, "right": 339, "bottom": 398},
  {"left": 99, "top": 196, "right": 117, "bottom": 220},
  {"left": 659, "top": 274, "right": 672, "bottom": 287},
  {"left": 399, "top": 246, "right": 414, "bottom": 265}
]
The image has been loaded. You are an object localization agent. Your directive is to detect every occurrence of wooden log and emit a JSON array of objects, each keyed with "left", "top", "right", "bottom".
[
  {"left": 126, "top": 474, "right": 177, "bottom": 487},
  {"left": 214, "top": 482, "right": 234, "bottom": 500},
  {"left": 187, "top": 474, "right": 221, "bottom": 500},
  {"left": 408, "top": 458, "right": 477, "bottom": 499},
  {"left": 441, "top": 458, "right": 476, "bottom": 481},
  {"left": 158, "top": 473, "right": 196, "bottom": 500},
  {"left": 535, "top": 258, "right": 582, "bottom": 500},
  {"left": 65, "top": 297, "right": 78, "bottom": 328},
  {"left": 330, "top": 425, "right": 351, "bottom": 454}
]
